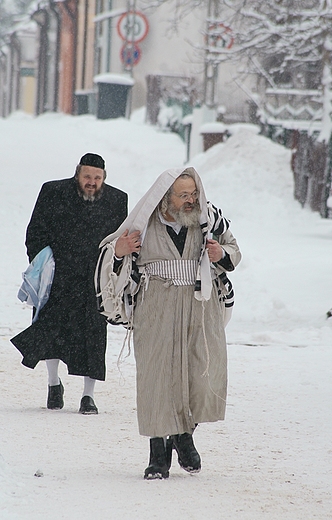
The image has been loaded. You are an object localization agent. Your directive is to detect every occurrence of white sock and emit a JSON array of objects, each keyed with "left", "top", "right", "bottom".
[
  {"left": 83, "top": 377, "right": 96, "bottom": 399},
  {"left": 46, "top": 359, "right": 60, "bottom": 386}
]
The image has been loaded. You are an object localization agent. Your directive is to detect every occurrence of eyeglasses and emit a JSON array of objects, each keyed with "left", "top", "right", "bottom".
[{"left": 172, "top": 190, "right": 199, "bottom": 202}]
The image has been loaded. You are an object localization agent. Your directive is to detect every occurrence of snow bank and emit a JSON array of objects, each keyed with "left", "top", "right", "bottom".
[{"left": 0, "top": 113, "right": 331, "bottom": 520}]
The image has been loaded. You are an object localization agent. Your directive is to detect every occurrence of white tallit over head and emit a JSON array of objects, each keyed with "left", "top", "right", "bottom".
[{"left": 99, "top": 167, "right": 213, "bottom": 301}]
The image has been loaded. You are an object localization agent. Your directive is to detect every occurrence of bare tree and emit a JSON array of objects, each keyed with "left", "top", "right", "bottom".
[
  {"left": 0, "top": 0, "right": 13, "bottom": 38},
  {"left": 0, "top": 0, "right": 34, "bottom": 40},
  {"left": 143, "top": 0, "right": 332, "bottom": 142},
  {"left": 251, "top": 0, "right": 330, "bottom": 139},
  {"left": 220, "top": 0, "right": 332, "bottom": 141},
  {"left": 141, "top": 0, "right": 206, "bottom": 25}
]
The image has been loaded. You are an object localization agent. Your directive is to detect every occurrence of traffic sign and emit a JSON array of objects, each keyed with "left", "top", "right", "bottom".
[
  {"left": 206, "top": 22, "right": 234, "bottom": 50},
  {"left": 117, "top": 11, "right": 149, "bottom": 43},
  {"left": 120, "top": 43, "right": 142, "bottom": 68}
]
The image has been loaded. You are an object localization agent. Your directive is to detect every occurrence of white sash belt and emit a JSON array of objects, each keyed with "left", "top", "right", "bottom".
[{"left": 145, "top": 260, "right": 198, "bottom": 286}]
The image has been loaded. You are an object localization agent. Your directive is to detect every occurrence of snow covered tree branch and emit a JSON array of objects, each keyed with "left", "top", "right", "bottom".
[{"left": 146, "top": 0, "right": 332, "bottom": 140}]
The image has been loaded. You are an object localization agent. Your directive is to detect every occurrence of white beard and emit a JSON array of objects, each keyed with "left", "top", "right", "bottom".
[{"left": 168, "top": 201, "right": 200, "bottom": 228}]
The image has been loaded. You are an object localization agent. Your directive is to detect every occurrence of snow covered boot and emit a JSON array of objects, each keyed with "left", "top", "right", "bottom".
[
  {"left": 171, "top": 432, "right": 201, "bottom": 473},
  {"left": 144, "top": 437, "right": 170, "bottom": 480},
  {"left": 47, "top": 380, "right": 64, "bottom": 410}
]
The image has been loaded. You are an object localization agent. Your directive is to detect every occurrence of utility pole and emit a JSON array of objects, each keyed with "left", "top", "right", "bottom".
[{"left": 203, "top": 0, "right": 221, "bottom": 108}]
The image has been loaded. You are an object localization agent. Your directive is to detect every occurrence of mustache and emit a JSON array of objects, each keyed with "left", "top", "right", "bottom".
[{"left": 182, "top": 200, "right": 199, "bottom": 211}]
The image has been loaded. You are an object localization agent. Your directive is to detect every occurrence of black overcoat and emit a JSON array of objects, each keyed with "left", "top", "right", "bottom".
[{"left": 11, "top": 176, "right": 128, "bottom": 380}]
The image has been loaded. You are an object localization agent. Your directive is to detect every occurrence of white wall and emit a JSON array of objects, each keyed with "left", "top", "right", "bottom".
[{"left": 105, "top": 0, "right": 253, "bottom": 121}]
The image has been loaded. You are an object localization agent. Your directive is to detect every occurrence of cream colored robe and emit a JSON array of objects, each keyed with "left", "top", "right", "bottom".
[{"left": 133, "top": 212, "right": 241, "bottom": 438}]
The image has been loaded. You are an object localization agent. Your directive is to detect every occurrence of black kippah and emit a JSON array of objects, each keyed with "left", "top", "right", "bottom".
[{"left": 79, "top": 153, "right": 105, "bottom": 170}]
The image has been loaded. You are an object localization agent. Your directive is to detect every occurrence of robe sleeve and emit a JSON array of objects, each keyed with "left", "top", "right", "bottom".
[
  {"left": 214, "top": 228, "right": 242, "bottom": 273},
  {"left": 25, "top": 183, "right": 53, "bottom": 262}
]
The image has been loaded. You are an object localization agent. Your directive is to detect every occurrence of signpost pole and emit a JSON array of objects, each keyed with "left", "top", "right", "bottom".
[
  {"left": 124, "top": 0, "right": 136, "bottom": 116},
  {"left": 204, "top": 0, "right": 221, "bottom": 109},
  {"left": 116, "top": 2, "right": 149, "bottom": 117},
  {"left": 124, "top": 0, "right": 137, "bottom": 77}
]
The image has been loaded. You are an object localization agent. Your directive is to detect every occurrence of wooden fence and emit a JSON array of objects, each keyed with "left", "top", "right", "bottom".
[{"left": 262, "top": 124, "right": 332, "bottom": 218}]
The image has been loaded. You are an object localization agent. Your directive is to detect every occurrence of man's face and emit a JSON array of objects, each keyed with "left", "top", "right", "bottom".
[
  {"left": 77, "top": 165, "right": 105, "bottom": 200},
  {"left": 166, "top": 176, "right": 200, "bottom": 227},
  {"left": 169, "top": 177, "right": 198, "bottom": 213}
]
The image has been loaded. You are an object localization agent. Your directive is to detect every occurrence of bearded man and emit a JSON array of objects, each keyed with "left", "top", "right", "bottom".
[
  {"left": 96, "top": 167, "right": 241, "bottom": 478},
  {"left": 11, "top": 153, "right": 128, "bottom": 414}
]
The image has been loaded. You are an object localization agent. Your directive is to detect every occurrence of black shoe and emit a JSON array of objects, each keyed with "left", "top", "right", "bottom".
[
  {"left": 144, "top": 437, "right": 170, "bottom": 480},
  {"left": 47, "top": 380, "right": 64, "bottom": 410},
  {"left": 79, "top": 396, "right": 98, "bottom": 415},
  {"left": 171, "top": 432, "right": 201, "bottom": 473}
]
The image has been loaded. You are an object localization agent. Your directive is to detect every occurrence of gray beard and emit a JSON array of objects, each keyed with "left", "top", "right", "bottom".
[
  {"left": 168, "top": 201, "right": 200, "bottom": 228},
  {"left": 82, "top": 193, "right": 96, "bottom": 202}
]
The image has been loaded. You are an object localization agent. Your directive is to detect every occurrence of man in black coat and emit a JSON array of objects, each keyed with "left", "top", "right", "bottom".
[{"left": 11, "top": 153, "right": 128, "bottom": 414}]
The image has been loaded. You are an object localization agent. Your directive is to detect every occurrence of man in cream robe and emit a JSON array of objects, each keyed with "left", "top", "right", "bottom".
[{"left": 96, "top": 167, "right": 241, "bottom": 479}]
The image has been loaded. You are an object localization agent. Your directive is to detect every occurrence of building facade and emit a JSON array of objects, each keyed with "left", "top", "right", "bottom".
[{"left": 0, "top": 0, "right": 250, "bottom": 122}]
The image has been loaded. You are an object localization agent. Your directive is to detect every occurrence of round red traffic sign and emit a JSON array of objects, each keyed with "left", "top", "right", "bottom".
[
  {"left": 117, "top": 11, "right": 149, "bottom": 43},
  {"left": 120, "top": 43, "right": 142, "bottom": 68},
  {"left": 206, "top": 22, "right": 234, "bottom": 50}
]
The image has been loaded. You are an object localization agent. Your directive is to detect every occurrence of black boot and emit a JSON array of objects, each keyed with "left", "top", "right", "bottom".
[
  {"left": 47, "top": 380, "right": 64, "bottom": 410},
  {"left": 165, "top": 436, "right": 173, "bottom": 470},
  {"left": 144, "top": 437, "right": 170, "bottom": 480},
  {"left": 171, "top": 432, "right": 201, "bottom": 473}
]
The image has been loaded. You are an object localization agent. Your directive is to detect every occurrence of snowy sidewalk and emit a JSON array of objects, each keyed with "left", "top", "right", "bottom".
[
  {"left": 1, "top": 112, "right": 332, "bottom": 519},
  {"left": 1, "top": 326, "right": 331, "bottom": 520}
]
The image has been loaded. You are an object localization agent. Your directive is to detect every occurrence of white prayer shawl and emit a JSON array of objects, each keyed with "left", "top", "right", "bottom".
[
  {"left": 17, "top": 246, "right": 55, "bottom": 323},
  {"left": 94, "top": 167, "right": 230, "bottom": 325}
]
